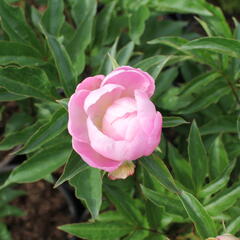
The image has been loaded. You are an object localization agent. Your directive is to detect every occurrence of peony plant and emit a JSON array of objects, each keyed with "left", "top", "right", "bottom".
[{"left": 0, "top": 0, "right": 239, "bottom": 239}]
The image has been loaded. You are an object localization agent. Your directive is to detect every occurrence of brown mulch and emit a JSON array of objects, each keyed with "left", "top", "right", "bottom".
[{"left": 5, "top": 180, "right": 74, "bottom": 240}]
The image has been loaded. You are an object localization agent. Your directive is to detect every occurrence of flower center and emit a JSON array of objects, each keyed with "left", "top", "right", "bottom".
[{"left": 102, "top": 97, "right": 138, "bottom": 140}]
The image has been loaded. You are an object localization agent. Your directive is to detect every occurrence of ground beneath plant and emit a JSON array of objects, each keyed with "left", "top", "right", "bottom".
[{"left": 5, "top": 180, "right": 74, "bottom": 240}]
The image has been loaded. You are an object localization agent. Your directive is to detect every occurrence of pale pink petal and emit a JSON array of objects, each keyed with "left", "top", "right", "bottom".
[
  {"left": 68, "top": 90, "right": 89, "bottom": 143},
  {"left": 87, "top": 117, "right": 146, "bottom": 161},
  {"left": 135, "top": 90, "right": 157, "bottom": 136},
  {"left": 101, "top": 66, "right": 155, "bottom": 97},
  {"left": 84, "top": 84, "right": 124, "bottom": 127},
  {"left": 102, "top": 97, "right": 138, "bottom": 140},
  {"left": 76, "top": 75, "right": 104, "bottom": 92},
  {"left": 102, "top": 111, "right": 138, "bottom": 140},
  {"left": 72, "top": 138, "right": 122, "bottom": 172}
]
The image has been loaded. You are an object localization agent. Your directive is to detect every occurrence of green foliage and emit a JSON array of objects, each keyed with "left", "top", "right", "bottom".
[
  {"left": 0, "top": 0, "right": 239, "bottom": 239},
  {"left": 69, "top": 167, "right": 102, "bottom": 219},
  {"left": 59, "top": 221, "right": 133, "bottom": 240}
]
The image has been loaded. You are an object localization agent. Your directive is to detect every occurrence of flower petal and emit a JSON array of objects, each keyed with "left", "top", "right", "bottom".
[
  {"left": 72, "top": 138, "right": 122, "bottom": 172},
  {"left": 87, "top": 117, "right": 146, "bottom": 161},
  {"left": 102, "top": 97, "right": 137, "bottom": 140},
  {"left": 68, "top": 90, "right": 89, "bottom": 143},
  {"left": 76, "top": 75, "right": 104, "bottom": 92},
  {"left": 143, "top": 112, "right": 162, "bottom": 156},
  {"left": 101, "top": 66, "right": 155, "bottom": 97},
  {"left": 135, "top": 90, "right": 157, "bottom": 136},
  {"left": 84, "top": 84, "right": 124, "bottom": 127}
]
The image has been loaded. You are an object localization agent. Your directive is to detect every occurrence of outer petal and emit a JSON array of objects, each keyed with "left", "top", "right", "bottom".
[
  {"left": 72, "top": 139, "right": 122, "bottom": 172},
  {"left": 68, "top": 90, "right": 89, "bottom": 143},
  {"left": 101, "top": 66, "right": 155, "bottom": 97},
  {"left": 76, "top": 75, "right": 104, "bottom": 92},
  {"left": 143, "top": 112, "right": 162, "bottom": 156},
  {"left": 135, "top": 90, "right": 157, "bottom": 136},
  {"left": 87, "top": 117, "right": 147, "bottom": 161}
]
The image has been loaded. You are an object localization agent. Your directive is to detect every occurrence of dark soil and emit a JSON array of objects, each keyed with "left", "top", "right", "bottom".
[{"left": 4, "top": 181, "right": 74, "bottom": 240}]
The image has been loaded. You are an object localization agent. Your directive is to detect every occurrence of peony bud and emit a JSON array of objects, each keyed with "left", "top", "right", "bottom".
[
  {"left": 68, "top": 66, "right": 162, "bottom": 179},
  {"left": 207, "top": 234, "right": 239, "bottom": 240},
  {"left": 216, "top": 234, "right": 239, "bottom": 240},
  {"left": 108, "top": 161, "right": 135, "bottom": 180}
]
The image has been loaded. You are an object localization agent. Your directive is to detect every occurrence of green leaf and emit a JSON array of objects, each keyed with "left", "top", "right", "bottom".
[
  {"left": 148, "top": 36, "right": 188, "bottom": 49},
  {"left": 3, "top": 112, "right": 32, "bottom": 136},
  {"left": 179, "top": 71, "right": 221, "bottom": 97},
  {"left": 178, "top": 191, "right": 217, "bottom": 238},
  {"left": 181, "top": 37, "right": 240, "bottom": 58},
  {"left": 0, "top": 88, "right": 26, "bottom": 101},
  {"left": 134, "top": 55, "right": 172, "bottom": 72},
  {"left": 163, "top": 116, "right": 188, "bottom": 128},
  {"left": 42, "top": 0, "right": 64, "bottom": 36},
  {"left": 117, "top": 41, "right": 134, "bottom": 66},
  {"left": 226, "top": 216, "right": 240, "bottom": 235},
  {"left": 67, "top": 0, "right": 96, "bottom": 75},
  {"left": 200, "top": 2, "right": 232, "bottom": 38},
  {"left": 59, "top": 222, "right": 132, "bottom": 240},
  {"left": 148, "top": 56, "right": 172, "bottom": 79},
  {"left": 149, "top": 0, "right": 212, "bottom": 16},
  {"left": 54, "top": 151, "right": 89, "bottom": 188},
  {"left": 179, "top": 82, "right": 230, "bottom": 114},
  {"left": 69, "top": 0, "right": 95, "bottom": 26},
  {"left": 18, "top": 109, "right": 67, "bottom": 154},
  {"left": 237, "top": 114, "right": 240, "bottom": 139},
  {"left": 30, "top": 5, "right": 42, "bottom": 28},
  {"left": 0, "top": 205, "right": 25, "bottom": 218},
  {"left": 108, "top": 53, "right": 120, "bottom": 70},
  {"left": 148, "top": 38, "right": 216, "bottom": 67},
  {"left": 2, "top": 142, "right": 71, "bottom": 187},
  {"left": 69, "top": 168, "right": 102, "bottom": 218},
  {"left": 157, "top": 87, "right": 192, "bottom": 111},
  {"left": 100, "top": 38, "right": 119, "bottom": 74},
  {"left": 188, "top": 120, "right": 208, "bottom": 192},
  {"left": 168, "top": 143, "right": 194, "bottom": 190},
  {"left": 200, "top": 116, "right": 238, "bottom": 135},
  {"left": 0, "top": 223, "right": 11, "bottom": 240},
  {"left": 140, "top": 155, "right": 179, "bottom": 193},
  {"left": 152, "top": 67, "right": 178, "bottom": 100},
  {"left": 129, "top": 5, "right": 149, "bottom": 44},
  {"left": 209, "top": 136, "right": 229, "bottom": 180},
  {"left": 0, "top": 0, "right": 41, "bottom": 50},
  {"left": 96, "top": 211, "right": 125, "bottom": 222},
  {"left": 199, "top": 160, "right": 236, "bottom": 198},
  {"left": 0, "top": 67, "right": 55, "bottom": 101},
  {"left": 194, "top": 17, "right": 213, "bottom": 37},
  {"left": 205, "top": 184, "right": 240, "bottom": 216},
  {"left": 143, "top": 170, "right": 163, "bottom": 229},
  {"left": 95, "top": 1, "right": 116, "bottom": 45},
  {"left": 56, "top": 98, "right": 69, "bottom": 110},
  {"left": 141, "top": 185, "right": 187, "bottom": 217},
  {"left": 0, "top": 121, "right": 43, "bottom": 151},
  {"left": 0, "top": 188, "right": 25, "bottom": 204},
  {"left": 104, "top": 184, "right": 143, "bottom": 225},
  {"left": 0, "top": 41, "right": 45, "bottom": 66},
  {"left": 123, "top": 230, "right": 149, "bottom": 240},
  {"left": 43, "top": 31, "right": 77, "bottom": 97}
]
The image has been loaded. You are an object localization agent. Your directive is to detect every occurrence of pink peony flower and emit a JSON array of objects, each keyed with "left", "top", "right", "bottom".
[{"left": 68, "top": 66, "right": 162, "bottom": 179}]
